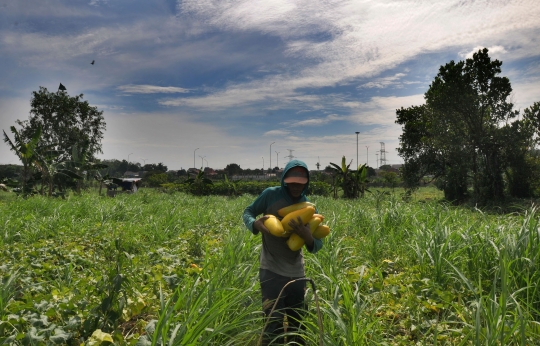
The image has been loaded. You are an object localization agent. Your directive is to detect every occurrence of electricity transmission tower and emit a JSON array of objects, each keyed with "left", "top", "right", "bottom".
[
  {"left": 286, "top": 149, "right": 295, "bottom": 162},
  {"left": 379, "top": 142, "right": 388, "bottom": 167}
]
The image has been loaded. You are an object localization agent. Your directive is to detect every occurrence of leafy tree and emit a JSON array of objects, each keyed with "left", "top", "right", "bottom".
[
  {"left": 0, "top": 164, "right": 22, "bottom": 181},
  {"left": 380, "top": 171, "right": 400, "bottom": 190},
  {"left": 146, "top": 172, "right": 168, "bottom": 187},
  {"left": 504, "top": 102, "right": 540, "bottom": 197},
  {"left": 396, "top": 48, "right": 532, "bottom": 204},
  {"left": 16, "top": 87, "right": 106, "bottom": 163},
  {"left": 224, "top": 163, "right": 242, "bottom": 177},
  {"left": 143, "top": 163, "right": 167, "bottom": 172},
  {"left": 98, "top": 159, "right": 140, "bottom": 178}
]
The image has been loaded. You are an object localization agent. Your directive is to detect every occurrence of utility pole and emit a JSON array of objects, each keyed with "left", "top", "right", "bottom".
[
  {"left": 194, "top": 148, "right": 199, "bottom": 169},
  {"left": 270, "top": 142, "right": 275, "bottom": 172},
  {"left": 275, "top": 151, "right": 280, "bottom": 169},
  {"left": 199, "top": 155, "right": 205, "bottom": 169},
  {"left": 355, "top": 132, "right": 360, "bottom": 169},
  {"left": 366, "top": 146, "right": 369, "bottom": 166}
]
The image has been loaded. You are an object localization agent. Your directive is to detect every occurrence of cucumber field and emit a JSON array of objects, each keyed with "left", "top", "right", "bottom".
[{"left": 1, "top": 189, "right": 539, "bottom": 345}]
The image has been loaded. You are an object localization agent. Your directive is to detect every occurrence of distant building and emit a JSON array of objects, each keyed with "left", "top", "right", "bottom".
[{"left": 124, "top": 171, "right": 141, "bottom": 178}]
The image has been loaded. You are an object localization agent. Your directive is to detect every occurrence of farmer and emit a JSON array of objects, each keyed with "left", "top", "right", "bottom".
[{"left": 243, "top": 159, "right": 323, "bottom": 345}]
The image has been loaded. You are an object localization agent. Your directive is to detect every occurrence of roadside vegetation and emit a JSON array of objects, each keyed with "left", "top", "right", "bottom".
[{"left": 1, "top": 188, "right": 539, "bottom": 345}]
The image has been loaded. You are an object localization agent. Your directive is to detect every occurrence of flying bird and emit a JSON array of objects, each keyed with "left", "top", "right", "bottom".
[
  {"left": 58, "top": 83, "right": 67, "bottom": 91},
  {"left": 91, "top": 60, "right": 95, "bottom": 65}
]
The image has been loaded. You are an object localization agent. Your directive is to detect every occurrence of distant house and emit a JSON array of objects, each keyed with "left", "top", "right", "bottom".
[
  {"left": 204, "top": 167, "right": 217, "bottom": 176},
  {"left": 187, "top": 168, "right": 201, "bottom": 178}
]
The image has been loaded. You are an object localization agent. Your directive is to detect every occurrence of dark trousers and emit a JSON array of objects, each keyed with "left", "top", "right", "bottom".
[{"left": 260, "top": 269, "right": 307, "bottom": 345}]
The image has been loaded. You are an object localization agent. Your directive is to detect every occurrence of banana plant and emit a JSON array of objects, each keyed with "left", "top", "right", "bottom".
[
  {"left": 353, "top": 163, "right": 370, "bottom": 198},
  {"left": 36, "top": 149, "right": 83, "bottom": 197},
  {"left": 330, "top": 156, "right": 355, "bottom": 198},
  {"left": 69, "top": 142, "right": 108, "bottom": 194},
  {"left": 94, "top": 172, "right": 112, "bottom": 196},
  {"left": 329, "top": 156, "right": 369, "bottom": 198},
  {"left": 2, "top": 125, "right": 41, "bottom": 195},
  {"left": 223, "top": 174, "right": 241, "bottom": 197},
  {"left": 185, "top": 169, "right": 213, "bottom": 195}
]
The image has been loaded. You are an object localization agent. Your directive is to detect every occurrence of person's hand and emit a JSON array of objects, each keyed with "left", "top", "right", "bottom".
[
  {"left": 288, "top": 216, "right": 314, "bottom": 248},
  {"left": 253, "top": 215, "right": 271, "bottom": 235}
]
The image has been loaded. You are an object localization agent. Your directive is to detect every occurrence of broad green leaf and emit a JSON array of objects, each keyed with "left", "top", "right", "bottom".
[
  {"left": 88, "top": 329, "right": 114, "bottom": 345},
  {"left": 49, "top": 328, "right": 71, "bottom": 344}
]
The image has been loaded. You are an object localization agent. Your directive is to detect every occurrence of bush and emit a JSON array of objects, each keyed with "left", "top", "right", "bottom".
[{"left": 159, "top": 180, "right": 331, "bottom": 197}]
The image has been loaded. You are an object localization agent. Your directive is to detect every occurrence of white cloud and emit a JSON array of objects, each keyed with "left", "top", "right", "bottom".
[
  {"left": 264, "top": 129, "right": 291, "bottom": 137},
  {"left": 359, "top": 73, "right": 408, "bottom": 89},
  {"left": 358, "top": 94, "right": 425, "bottom": 125},
  {"left": 285, "top": 114, "right": 344, "bottom": 127},
  {"left": 171, "top": 0, "right": 540, "bottom": 112},
  {"left": 461, "top": 45, "right": 508, "bottom": 59},
  {"left": 117, "top": 85, "right": 190, "bottom": 94}
]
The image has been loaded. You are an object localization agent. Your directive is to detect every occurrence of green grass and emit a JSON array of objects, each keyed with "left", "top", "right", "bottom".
[{"left": 1, "top": 189, "right": 539, "bottom": 345}]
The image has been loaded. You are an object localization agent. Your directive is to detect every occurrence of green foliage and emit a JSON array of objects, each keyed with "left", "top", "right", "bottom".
[
  {"left": 161, "top": 179, "right": 332, "bottom": 197},
  {"left": 184, "top": 169, "right": 213, "bottom": 195},
  {"left": 145, "top": 172, "right": 169, "bottom": 187},
  {"left": 223, "top": 174, "right": 240, "bottom": 196},
  {"left": 329, "top": 156, "right": 369, "bottom": 198},
  {"left": 1, "top": 190, "right": 540, "bottom": 344},
  {"left": 2, "top": 125, "right": 42, "bottom": 194},
  {"left": 223, "top": 163, "right": 242, "bottom": 177},
  {"left": 380, "top": 171, "right": 400, "bottom": 190},
  {"left": 396, "top": 48, "right": 538, "bottom": 204},
  {"left": 0, "top": 164, "right": 22, "bottom": 180},
  {"left": 16, "top": 87, "right": 106, "bottom": 163}
]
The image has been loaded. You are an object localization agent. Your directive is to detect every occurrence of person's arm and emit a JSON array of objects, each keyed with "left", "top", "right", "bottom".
[
  {"left": 306, "top": 237, "right": 323, "bottom": 254},
  {"left": 242, "top": 191, "right": 269, "bottom": 235}
]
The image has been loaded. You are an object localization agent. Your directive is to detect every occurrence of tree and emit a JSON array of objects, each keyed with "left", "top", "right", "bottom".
[
  {"left": 143, "top": 163, "right": 168, "bottom": 172},
  {"left": 16, "top": 87, "right": 106, "bottom": 163},
  {"left": 224, "top": 163, "right": 242, "bottom": 177},
  {"left": 396, "top": 48, "right": 529, "bottom": 204}
]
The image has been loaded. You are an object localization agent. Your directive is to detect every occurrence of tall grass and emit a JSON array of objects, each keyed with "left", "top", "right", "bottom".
[{"left": 1, "top": 189, "right": 540, "bottom": 344}]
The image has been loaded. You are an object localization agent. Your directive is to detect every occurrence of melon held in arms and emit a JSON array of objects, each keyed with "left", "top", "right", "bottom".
[
  {"left": 263, "top": 215, "right": 289, "bottom": 237},
  {"left": 277, "top": 202, "right": 332, "bottom": 251},
  {"left": 287, "top": 215, "right": 323, "bottom": 251}
]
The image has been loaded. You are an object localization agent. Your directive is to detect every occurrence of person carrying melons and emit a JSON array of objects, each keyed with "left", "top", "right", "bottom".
[{"left": 242, "top": 159, "right": 323, "bottom": 345}]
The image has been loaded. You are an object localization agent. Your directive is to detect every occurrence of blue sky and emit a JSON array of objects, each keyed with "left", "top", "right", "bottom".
[{"left": 1, "top": 0, "right": 539, "bottom": 170}]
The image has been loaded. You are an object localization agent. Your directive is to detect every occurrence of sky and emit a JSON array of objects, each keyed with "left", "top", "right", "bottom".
[{"left": 1, "top": 0, "right": 539, "bottom": 171}]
